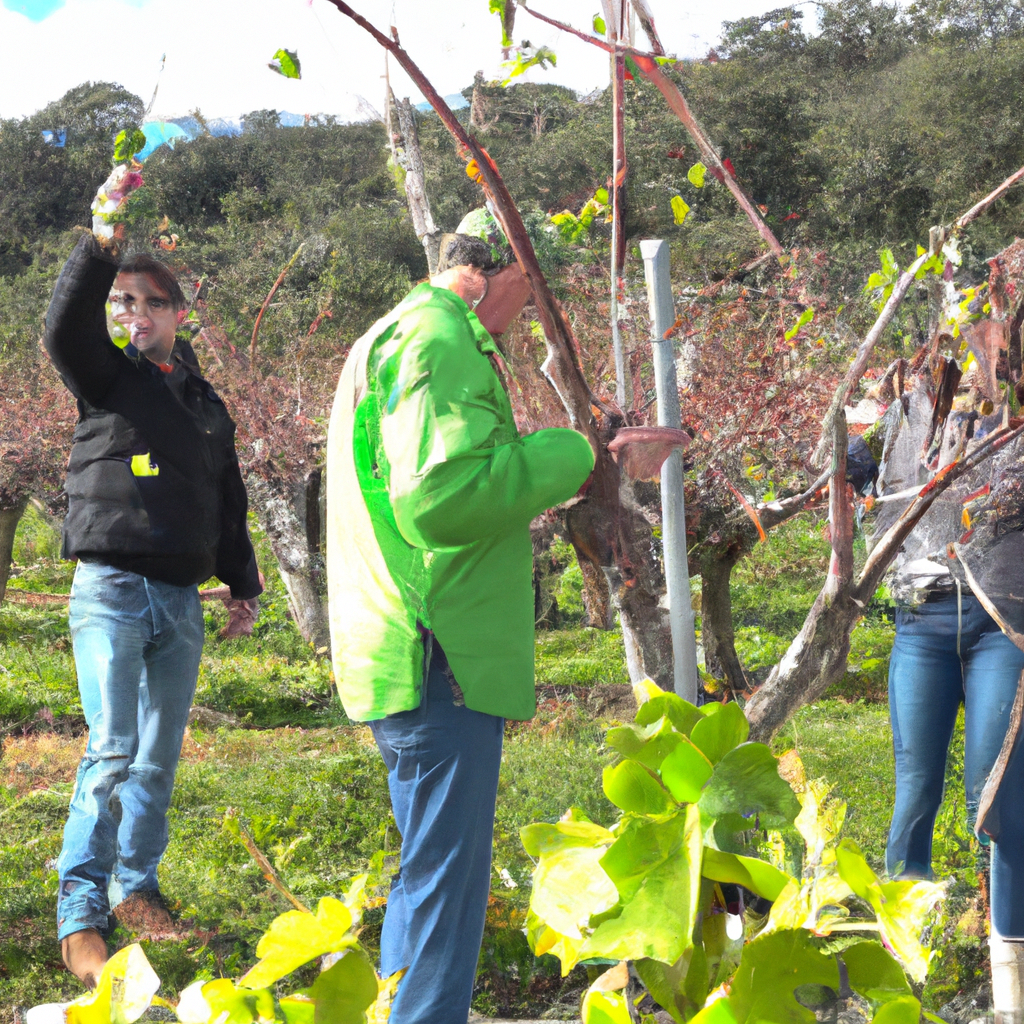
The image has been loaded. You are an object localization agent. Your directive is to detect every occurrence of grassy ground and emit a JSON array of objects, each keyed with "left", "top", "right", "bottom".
[{"left": 0, "top": 510, "right": 989, "bottom": 1018}]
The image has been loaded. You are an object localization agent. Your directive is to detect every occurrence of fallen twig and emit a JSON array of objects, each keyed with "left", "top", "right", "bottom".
[{"left": 224, "top": 807, "right": 311, "bottom": 913}]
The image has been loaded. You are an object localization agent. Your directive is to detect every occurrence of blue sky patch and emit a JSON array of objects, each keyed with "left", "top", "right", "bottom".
[{"left": 3, "top": 0, "right": 66, "bottom": 20}]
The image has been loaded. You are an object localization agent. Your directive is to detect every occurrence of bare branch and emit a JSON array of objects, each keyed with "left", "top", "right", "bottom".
[
  {"left": 325, "top": 0, "right": 607, "bottom": 442},
  {"left": 518, "top": 2, "right": 785, "bottom": 259},
  {"left": 630, "top": 0, "right": 667, "bottom": 55},
  {"left": 812, "top": 251, "right": 929, "bottom": 466},
  {"left": 853, "top": 421, "right": 1024, "bottom": 603},
  {"left": 955, "top": 162, "right": 1024, "bottom": 231},
  {"left": 250, "top": 242, "right": 304, "bottom": 363}
]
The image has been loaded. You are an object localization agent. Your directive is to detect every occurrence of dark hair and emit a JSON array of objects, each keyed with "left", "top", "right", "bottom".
[
  {"left": 436, "top": 233, "right": 515, "bottom": 275},
  {"left": 116, "top": 252, "right": 187, "bottom": 311}
]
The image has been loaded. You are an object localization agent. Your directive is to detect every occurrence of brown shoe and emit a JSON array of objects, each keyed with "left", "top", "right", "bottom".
[
  {"left": 61, "top": 927, "right": 108, "bottom": 990},
  {"left": 111, "top": 890, "right": 184, "bottom": 940}
]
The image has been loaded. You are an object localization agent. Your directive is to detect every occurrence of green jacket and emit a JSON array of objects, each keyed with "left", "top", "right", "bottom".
[{"left": 326, "top": 283, "right": 594, "bottom": 722}]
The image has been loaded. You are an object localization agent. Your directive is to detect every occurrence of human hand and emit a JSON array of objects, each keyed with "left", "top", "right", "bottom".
[
  {"left": 91, "top": 164, "right": 144, "bottom": 250},
  {"left": 219, "top": 597, "right": 260, "bottom": 639}
]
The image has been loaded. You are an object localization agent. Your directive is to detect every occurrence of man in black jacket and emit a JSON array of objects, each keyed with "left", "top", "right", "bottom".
[{"left": 44, "top": 181, "right": 261, "bottom": 988}]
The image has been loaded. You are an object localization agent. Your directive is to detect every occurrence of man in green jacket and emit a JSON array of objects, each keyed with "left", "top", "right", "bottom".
[{"left": 326, "top": 223, "right": 594, "bottom": 1024}]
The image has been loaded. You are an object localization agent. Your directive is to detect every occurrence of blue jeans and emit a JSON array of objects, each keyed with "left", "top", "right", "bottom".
[
  {"left": 369, "top": 650, "right": 504, "bottom": 1024},
  {"left": 56, "top": 561, "right": 204, "bottom": 940},
  {"left": 887, "top": 591, "right": 1024, "bottom": 936}
]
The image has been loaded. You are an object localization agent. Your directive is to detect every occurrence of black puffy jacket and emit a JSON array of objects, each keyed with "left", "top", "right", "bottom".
[{"left": 44, "top": 234, "right": 261, "bottom": 598}]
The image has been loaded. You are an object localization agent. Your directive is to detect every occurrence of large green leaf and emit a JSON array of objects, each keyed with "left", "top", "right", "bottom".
[
  {"left": 729, "top": 929, "right": 839, "bottom": 1024},
  {"left": 531, "top": 843, "right": 619, "bottom": 939},
  {"left": 603, "top": 759, "right": 675, "bottom": 815},
  {"left": 690, "top": 703, "right": 749, "bottom": 765},
  {"left": 601, "top": 813, "right": 689, "bottom": 902},
  {"left": 65, "top": 944, "right": 159, "bottom": 1024},
  {"left": 634, "top": 692, "right": 703, "bottom": 735},
  {"left": 279, "top": 994, "right": 316, "bottom": 1024},
  {"left": 195, "top": 979, "right": 276, "bottom": 1024},
  {"left": 635, "top": 954, "right": 693, "bottom": 1024},
  {"left": 699, "top": 743, "right": 801, "bottom": 826},
  {"left": 240, "top": 897, "right": 357, "bottom": 990},
  {"left": 660, "top": 738, "right": 714, "bottom": 804},
  {"left": 690, "top": 997, "right": 739, "bottom": 1024},
  {"left": 583, "top": 804, "right": 702, "bottom": 964},
  {"left": 836, "top": 841, "right": 943, "bottom": 982},
  {"left": 842, "top": 941, "right": 912, "bottom": 1003},
  {"left": 870, "top": 996, "right": 923, "bottom": 1024},
  {"left": 581, "top": 988, "right": 632, "bottom": 1024},
  {"left": 606, "top": 721, "right": 683, "bottom": 771},
  {"left": 521, "top": 816, "right": 614, "bottom": 857},
  {"left": 309, "top": 950, "right": 379, "bottom": 1024},
  {"left": 701, "top": 848, "right": 792, "bottom": 902}
]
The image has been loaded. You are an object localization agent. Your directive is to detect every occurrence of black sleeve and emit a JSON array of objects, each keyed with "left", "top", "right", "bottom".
[
  {"left": 215, "top": 442, "right": 263, "bottom": 600},
  {"left": 43, "top": 234, "right": 123, "bottom": 406}
]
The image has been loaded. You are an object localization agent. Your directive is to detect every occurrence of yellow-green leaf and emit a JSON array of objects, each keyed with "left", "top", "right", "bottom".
[
  {"left": 198, "top": 979, "right": 275, "bottom": 1024},
  {"left": 268, "top": 48, "right": 301, "bottom": 79},
  {"left": 701, "top": 848, "right": 792, "bottom": 902},
  {"left": 530, "top": 843, "right": 619, "bottom": 940},
  {"left": 688, "top": 162, "right": 707, "bottom": 188},
  {"left": 309, "top": 950, "right": 379, "bottom": 1024},
  {"left": 240, "top": 897, "right": 357, "bottom": 990},
  {"left": 660, "top": 738, "right": 714, "bottom": 804},
  {"left": 65, "top": 944, "right": 159, "bottom": 1024},
  {"left": 582, "top": 988, "right": 632, "bottom": 1024},
  {"left": 603, "top": 759, "right": 675, "bottom": 814},
  {"left": 671, "top": 195, "right": 690, "bottom": 225}
]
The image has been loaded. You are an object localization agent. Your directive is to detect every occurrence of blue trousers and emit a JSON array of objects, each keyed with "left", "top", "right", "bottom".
[
  {"left": 56, "top": 561, "right": 203, "bottom": 940},
  {"left": 370, "top": 653, "right": 504, "bottom": 1024},
  {"left": 887, "top": 591, "right": 1024, "bottom": 936}
]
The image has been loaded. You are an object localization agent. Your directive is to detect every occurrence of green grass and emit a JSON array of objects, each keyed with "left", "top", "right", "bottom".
[{"left": 0, "top": 505, "right": 989, "bottom": 1019}]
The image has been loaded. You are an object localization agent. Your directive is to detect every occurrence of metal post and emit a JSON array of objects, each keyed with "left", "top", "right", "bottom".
[{"left": 639, "top": 239, "right": 700, "bottom": 704}]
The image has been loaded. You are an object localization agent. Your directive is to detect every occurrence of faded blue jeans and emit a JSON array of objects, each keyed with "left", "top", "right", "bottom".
[
  {"left": 887, "top": 590, "right": 1024, "bottom": 936},
  {"left": 370, "top": 647, "right": 504, "bottom": 1024},
  {"left": 56, "top": 561, "right": 204, "bottom": 940}
]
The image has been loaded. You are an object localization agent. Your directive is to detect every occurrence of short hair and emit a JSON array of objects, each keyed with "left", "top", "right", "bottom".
[
  {"left": 436, "top": 233, "right": 515, "bottom": 275},
  {"left": 116, "top": 252, "right": 187, "bottom": 312}
]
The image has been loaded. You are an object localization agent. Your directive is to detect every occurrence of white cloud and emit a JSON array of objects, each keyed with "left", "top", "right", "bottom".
[{"left": 0, "top": 0, "right": 776, "bottom": 122}]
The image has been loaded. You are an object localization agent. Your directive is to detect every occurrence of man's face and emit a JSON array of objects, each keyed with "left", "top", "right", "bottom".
[
  {"left": 432, "top": 263, "right": 532, "bottom": 337},
  {"left": 111, "top": 273, "right": 177, "bottom": 364}
]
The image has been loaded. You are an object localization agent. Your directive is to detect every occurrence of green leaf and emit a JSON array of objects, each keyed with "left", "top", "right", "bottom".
[
  {"left": 603, "top": 759, "right": 675, "bottom": 814},
  {"left": 601, "top": 814, "right": 688, "bottom": 902},
  {"left": 729, "top": 929, "right": 839, "bottom": 1024},
  {"left": 784, "top": 308, "right": 814, "bottom": 342},
  {"left": 624, "top": 53, "right": 642, "bottom": 79},
  {"left": 671, "top": 195, "right": 690, "bottom": 225},
  {"left": 593, "top": 13, "right": 606, "bottom": 35},
  {"left": 607, "top": 721, "right": 683, "bottom": 771},
  {"left": 687, "top": 162, "right": 707, "bottom": 188},
  {"left": 530, "top": 842, "right": 619, "bottom": 939},
  {"left": 842, "top": 941, "right": 912, "bottom": 1002},
  {"left": 660, "top": 738, "right": 714, "bottom": 803},
  {"left": 280, "top": 994, "right": 316, "bottom": 1024},
  {"left": 268, "top": 48, "right": 301, "bottom": 79},
  {"left": 594, "top": 186, "right": 609, "bottom": 205},
  {"left": 690, "top": 702, "right": 749, "bottom": 764},
  {"left": 489, "top": 0, "right": 515, "bottom": 46},
  {"left": 65, "top": 944, "right": 160, "bottom": 1024},
  {"left": 501, "top": 43, "right": 558, "bottom": 85},
  {"left": 701, "top": 848, "right": 792, "bottom": 902},
  {"left": 582, "top": 988, "right": 632, "bottom": 1024},
  {"left": 583, "top": 805, "right": 702, "bottom": 964},
  {"left": 521, "top": 816, "right": 614, "bottom": 857},
  {"left": 635, "top": 956, "right": 692, "bottom": 1024},
  {"left": 699, "top": 743, "right": 801, "bottom": 826},
  {"left": 635, "top": 692, "right": 702, "bottom": 734},
  {"left": 239, "top": 897, "right": 358, "bottom": 989},
  {"left": 309, "top": 950, "right": 379, "bottom": 1024},
  {"left": 113, "top": 128, "right": 146, "bottom": 164},
  {"left": 195, "top": 979, "right": 275, "bottom": 1024},
  {"left": 870, "top": 996, "right": 922, "bottom": 1024},
  {"left": 690, "top": 996, "right": 739, "bottom": 1024},
  {"left": 836, "top": 841, "right": 943, "bottom": 982}
]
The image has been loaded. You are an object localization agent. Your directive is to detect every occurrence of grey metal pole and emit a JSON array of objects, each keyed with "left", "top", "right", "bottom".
[{"left": 639, "top": 239, "right": 700, "bottom": 704}]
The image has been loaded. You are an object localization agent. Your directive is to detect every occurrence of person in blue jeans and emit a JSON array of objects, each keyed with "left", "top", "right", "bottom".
[
  {"left": 44, "top": 166, "right": 261, "bottom": 988},
  {"left": 868, "top": 361, "right": 1024, "bottom": 1022}
]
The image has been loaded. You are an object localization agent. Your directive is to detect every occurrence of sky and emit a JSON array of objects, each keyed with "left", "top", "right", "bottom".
[{"left": 0, "top": 0, "right": 791, "bottom": 124}]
